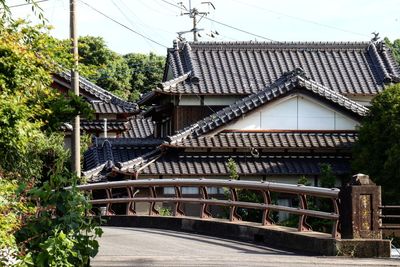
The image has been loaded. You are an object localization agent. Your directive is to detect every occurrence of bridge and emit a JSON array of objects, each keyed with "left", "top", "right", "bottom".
[
  {"left": 75, "top": 174, "right": 395, "bottom": 261},
  {"left": 91, "top": 227, "right": 398, "bottom": 267}
]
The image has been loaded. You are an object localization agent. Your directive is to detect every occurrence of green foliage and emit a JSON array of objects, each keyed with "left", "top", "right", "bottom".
[
  {"left": 0, "top": 179, "right": 35, "bottom": 252},
  {"left": 319, "top": 163, "right": 336, "bottom": 188},
  {"left": 36, "top": 226, "right": 100, "bottom": 267},
  {"left": 297, "top": 175, "right": 311, "bottom": 186},
  {"left": 36, "top": 229, "right": 77, "bottom": 267},
  {"left": 353, "top": 83, "right": 400, "bottom": 204},
  {"left": 279, "top": 174, "right": 335, "bottom": 232},
  {"left": 157, "top": 206, "right": 172, "bottom": 216},
  {"left": 43, "top": 93, "right": 94, "bottom": 132},
  {"left": 0, "top": 21, "right": 100, "bottom": 266},
  {"left": 384, "top": 37, "right": 400, "bottom": 65},
  {"left": 61, "top": 36, "right": 132, "bottom": 99},
  {"left": 17, "top": 170, "right": 102, "bottom": 266},
  {"left": 59, "top": 38, "right": 166, "bottom": 101},
  {"left": 124, "top": 52, "right": 165, "bottom": 101},
  {"left": 237, "top": 190, "right": 263, "bottom": 222},
  {"left": 226, "top": 158, "right": 239, "bottom": 180}
]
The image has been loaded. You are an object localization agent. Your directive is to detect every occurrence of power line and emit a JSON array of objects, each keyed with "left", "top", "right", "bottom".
[
  {"left": 119, "top": 0, "right": 175, "bottom": 34},
  {"left": 79, "top": 0, "right": 168, "bottom": 49},
  {"left": 230, "top": 0, "right": 370, "bottom": 38},
  {"left": 203, "top": 17, "right": 275, "bottom": 42},
  {"left": 110, "top": 0, "right": 156, "bottom": 51},
  {"left": 7, "top": 0, "right": 50, "bottom": 9},
  {"left": 159, "top": 0, "right": 182, "bottom": 10},
  {"left": 158, "top": 0, "right": 276, "bottom": 42}
]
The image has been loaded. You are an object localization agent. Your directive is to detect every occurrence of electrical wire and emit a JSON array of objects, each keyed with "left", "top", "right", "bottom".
[
  {"left": 111, "top": 0, "right": 157, "bottom": 51},
  {"left": 119, "top": 0, "right": 175, "bottom": 35},
  {"left": 8, "top": 0, "right": 50, "bottom": 9},
  {"left": 230, "top": 0, "right": 370, "bottom": 38},
  {"left": 159, "top": 0, "right": 184, "bottom": 10},
  {"left": 79, "top": 0, "right": 169, "bottom": 49},
  {"left": 115, "top": 0, "right": 176, "bottom": 51},
  {"left": 203, "top": 17, "right": 275, "bottom": 42},
  {"left": 158, "top": 0, "right": 276, "bottom": 42}
]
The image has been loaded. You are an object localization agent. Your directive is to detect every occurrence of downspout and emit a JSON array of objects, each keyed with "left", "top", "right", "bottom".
[{"left": 104, "top": 118, "right": 108, "bottom": 138}]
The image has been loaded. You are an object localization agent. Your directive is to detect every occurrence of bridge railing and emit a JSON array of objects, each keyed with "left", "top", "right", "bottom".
[
  {"left": 380, "top": 206, "right": 400, "bottom": 230},
  {"left": 75, "top": 179, "right": 341, "bottom": 238}
]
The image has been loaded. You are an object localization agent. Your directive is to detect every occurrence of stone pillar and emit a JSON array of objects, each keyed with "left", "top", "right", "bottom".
[{"left": 339, "top": 174, "right": 382, "bottom": 239}]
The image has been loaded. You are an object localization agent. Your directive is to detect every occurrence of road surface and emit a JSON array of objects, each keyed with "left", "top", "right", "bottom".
[{"left": 92, "top": 227, "right": 400, "bottom": 267}]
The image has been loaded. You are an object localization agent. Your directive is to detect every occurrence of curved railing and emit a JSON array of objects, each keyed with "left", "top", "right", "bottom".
[
  {"left": 75, "top": 179, "right": 341, "bottom": 238},
  {"left": 380, "top": 205, "right": 400, "bottom": 230}
]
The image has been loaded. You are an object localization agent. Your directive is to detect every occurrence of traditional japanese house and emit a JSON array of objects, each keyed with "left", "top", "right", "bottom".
[
  {"left": 52, "top": 71, "right": 140, "bottom": 147},
  {"left": 82, "top": 40, "right": 400, "bottom": 187}
]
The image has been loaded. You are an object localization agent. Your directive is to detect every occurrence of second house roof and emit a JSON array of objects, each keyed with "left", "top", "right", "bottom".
[{"left": 162, "top": 41, "right": 400, "bottom": 96}]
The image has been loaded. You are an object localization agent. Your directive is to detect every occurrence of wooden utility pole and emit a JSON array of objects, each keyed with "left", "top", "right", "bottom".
[
  {"left": 180, "top": 1, "right": 214, "bottom": 42},
  {"left": 192, "top": 8, "right": 199, "bottom": 42},
  {"left": 70, "top": 0, "right": 81, "bottom": 177}
]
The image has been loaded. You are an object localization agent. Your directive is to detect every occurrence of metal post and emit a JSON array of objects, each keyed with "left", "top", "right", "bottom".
[{"left": 70, "top": 0, "right": 81, "bottom": 177}]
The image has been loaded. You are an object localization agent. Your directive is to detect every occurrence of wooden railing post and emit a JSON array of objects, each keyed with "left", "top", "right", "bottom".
[{"left": 339, "top": 173, "right": 382, "bottom": 239}]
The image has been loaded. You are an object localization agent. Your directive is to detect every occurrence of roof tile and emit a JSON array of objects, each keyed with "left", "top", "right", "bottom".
[
  {"left": 171, "top": 131, "right": 356, "bottom": 150},
  {"left": 122, "top": 117, "right": 154, "bottom": 138},
  {"left": 136, "top": 154, "right": 350, "bottom": 177},
  {"left": 163, "top": 41, "right": 400, "bottom": 96}
]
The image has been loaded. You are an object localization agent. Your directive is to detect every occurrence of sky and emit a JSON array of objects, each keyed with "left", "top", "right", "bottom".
[{"left": 8, "top": 0, "right": 400, "bottom": 56}]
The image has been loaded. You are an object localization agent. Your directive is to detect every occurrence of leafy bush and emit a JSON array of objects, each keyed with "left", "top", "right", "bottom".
[
  {"left": 0, "top": 20, "right": 100, "bottom": 266},
  {"left": 352, "top": 83, "right": 400, "bottom": 204}
]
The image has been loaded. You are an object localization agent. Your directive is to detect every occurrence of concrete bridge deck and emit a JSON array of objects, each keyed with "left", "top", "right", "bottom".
[{"left": 92, "top": 227, "right": 400, "bottom": 267}]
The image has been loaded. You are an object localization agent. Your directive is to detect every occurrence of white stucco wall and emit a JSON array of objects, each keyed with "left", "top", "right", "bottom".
[{"left": 225, "top": 94, "right": 359, "bottom": 131}]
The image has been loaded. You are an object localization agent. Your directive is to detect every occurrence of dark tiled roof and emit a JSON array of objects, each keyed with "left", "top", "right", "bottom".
[
  {"left": 90, "top": 101, "right": 133, "bottom": 114},
  {"left": 83, "top": 137, "right": 162, "bottom": 172},
  {"left": 137, "top": 91, "right": 158, "bottom": 106},
  {"left": 134, "top": 154, "right": 350, "bottom": 177},
  {"left": 122, "top": 117, "right": 154, "bottom": 138},
  {"left": 58, "top": 71, "right": 138, "bottom": 114},
  {"left": 82, "top": 120, "right": 127, "bottom": 131},
  {"left": 171, "top": 131, "right": 357, "bottom": 150},
  {"left": 60, "top": 120, "right": 127, "bottom": 132},
  {"left": 168, "top": 69, "right": 368, "bottom": 143},
  {"left": 164, "top": 41, "right": 400, "bottom": 96}
]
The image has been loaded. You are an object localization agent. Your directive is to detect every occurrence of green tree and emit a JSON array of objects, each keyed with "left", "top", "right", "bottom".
[
  {"left": 226, "top": 157, "right": 239, "bottom": 180},
  {"left": 352, "top": 83, "right": 400, "bottom": 204},
  {"left": 0, "top": 20, "right": 100, "bottom": 266},
  {"left": 319, "top": 163, "right": 336, "bottom": 188},
  {"left": 62, "top": 36, "right": 132, "bottom": 99},
  {"left": 124, "top": 52, "right": 165, "bottom": 101},
  {"left": 384, "top": 37, "right": 400, "bottom": 65},
  {"left": 59, "top": 37, "right": 165, "bottom": 102},
  {"left": 297, "top": 175, "right": 311, "bottom": 186}
]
